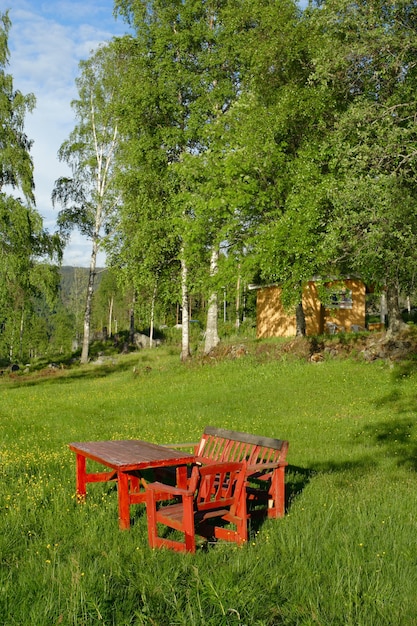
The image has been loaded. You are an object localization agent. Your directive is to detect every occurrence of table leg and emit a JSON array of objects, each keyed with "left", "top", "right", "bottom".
[
  {"left": 176, "top": 465, "right": 188, "bottom": 489},
  {"left": 118, "top": 471, "right": 130, "bottom": 530},
  {"left": 75, "top": 453, "right": 87, "bottom": 499}
]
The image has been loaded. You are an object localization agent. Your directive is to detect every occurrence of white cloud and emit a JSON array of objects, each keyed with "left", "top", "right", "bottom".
[{"left": 6, "top": 0, "right": 129, "bottom": 266}]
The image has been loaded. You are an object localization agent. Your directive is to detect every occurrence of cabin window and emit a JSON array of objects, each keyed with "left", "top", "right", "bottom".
[{"left": 326, "top": 288, "right": 353, "bottom": 309}]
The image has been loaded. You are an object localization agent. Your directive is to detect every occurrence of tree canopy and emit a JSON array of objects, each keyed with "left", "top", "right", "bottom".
[{"left": 6, "top": 0, "right": 417, "bottom": 363}]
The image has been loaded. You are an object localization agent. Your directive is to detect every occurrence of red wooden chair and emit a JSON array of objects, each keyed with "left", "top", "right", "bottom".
[{"left": 145, "top": 461, "right": 248, "bottom": 553}]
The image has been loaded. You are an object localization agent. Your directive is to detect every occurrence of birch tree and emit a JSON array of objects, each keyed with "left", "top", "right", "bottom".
[
  {"left": 114, "top": 0, "right": 246, "bottom": 357},
  {"left": 0, "top": 11, "right": 60, "bottom": 361},
  {"left": 53, "top": 43, "right": 121, "bottom": 363}
]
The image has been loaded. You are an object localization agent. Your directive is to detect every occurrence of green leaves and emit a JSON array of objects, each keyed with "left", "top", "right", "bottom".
[
  {"left": 0, "top": 12, "right": 60, "bottom": 360},
  {"left": 0, "top": 12, "right": 36, "bottom": 204},
  {"left": 53, "top": 42, "right": 122, "bottom": 252},
  {"left": 109, "top": 0, "right": 417, "bottom": 332}
]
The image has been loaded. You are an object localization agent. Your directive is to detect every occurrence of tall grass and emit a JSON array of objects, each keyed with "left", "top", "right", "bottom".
[{"left": 1, "top": 347, "right": 417, "bottom": 624}]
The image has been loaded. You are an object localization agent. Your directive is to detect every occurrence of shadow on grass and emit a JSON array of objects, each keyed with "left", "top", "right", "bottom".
[
  {"left": 357, "top": 417, "right": 417, "bottom": 472},
  {"left": 373, "top": 385, "right": 417, "bottom": 418},
  {"left": 359, "top": 364, "right": 417, "bottom": 470},
  {"left": 0, "top": 359, "right": 139, "bottom": 388},
  {"left": 373, "top": 360, "right": 417, "bottom": 416},
  {"left": 391, "top": 356, "right": 417, "bottom": 380},
  {"left": 285, "top": 464, "right": 316, "bottom": 511},
  {"left": 284, "top": 457, "right": 381, "bottom": 510}
]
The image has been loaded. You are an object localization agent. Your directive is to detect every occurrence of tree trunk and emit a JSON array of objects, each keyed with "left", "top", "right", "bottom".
[
  {"left": 108, "top": 295, "right": 114, "bottom": 337},
  {"left": 180, "top": 253, "right": 191, "bottom": 361},
  {"left": 295, "top": 302, "right": 306, "bottom": 336},
  {"left": 386, "top": 279, "right": 406, "bottom": 337},
  {"left": 204, "top": 247, "right": 220, "bottom": 354},
  {"left": 235, "top": 271, "right": 241, "bottom": 330},
  {"left": 380, "top": 292, "right": 387, "bottom": 324},
  {"left": 129, "top": 292, "right": 136, "bottom": 344},
  {"left": 149, "top": 281, "right": 157, "bottom": 348},
  {"left": 19, "top": 305, "right": 25, "bottom": 360},
  {"left": 80, "top": 242, "right": 98, "bottom": 364}
]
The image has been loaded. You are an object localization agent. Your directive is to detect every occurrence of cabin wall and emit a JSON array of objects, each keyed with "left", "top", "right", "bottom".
[{"left": 256, "top": 279, "right": 366, "bottom": 338}]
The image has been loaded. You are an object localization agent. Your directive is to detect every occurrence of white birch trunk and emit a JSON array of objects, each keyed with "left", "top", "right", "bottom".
[
  {"left": 204, "top": 247, "right": 220, "bottom": 354},
  {"left": 108, "top": 295, "right": 114, "bottom": 337},
  {"left": 180, "top": 253, "right": 191, "bottom": 361},
  {"left": 380, "top": 292, "right": 387, "bottom": 324},
  {"left": 19, "top": 305, "right": 24, "bottom": 360},
  {"left": 80, "top": 238, "right": 98, "bottom": 364},
  {"left": 80, "top": 101, "right": 118, "bottom": 364},
  {"left": 149, "top": 281, "right": 157, "bottom": 348},
  {"left": 235, "top": 272, "right": 241, "bottom": 330},
  {"left": 129, "top": 292, "right": 136, "bottom": 344}
]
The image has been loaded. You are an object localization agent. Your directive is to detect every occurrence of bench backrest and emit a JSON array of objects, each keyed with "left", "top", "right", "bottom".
[{"left": 195, "top": 426, "right": 288, "bottom": 468}]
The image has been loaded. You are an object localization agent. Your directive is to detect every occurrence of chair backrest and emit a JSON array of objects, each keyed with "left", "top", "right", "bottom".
[{"left": 193, "top": 461, "right": 247, "bottom": 515}]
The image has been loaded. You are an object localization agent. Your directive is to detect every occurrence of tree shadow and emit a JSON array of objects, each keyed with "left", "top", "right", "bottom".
[
  {"left": 249, "top": 457, "right": 381, "bottom": 534},
  {"left": 285, "top": 464, "right": 317, "bottom": 510},
  {"left": 284, "top": 457, "right": 382, "bottom": 508},
  {"left": 372, "top": 360, "right": 417, "bottom": 417},
  {"left": 391, "top": 358, "right": 417, "bottom": 380},
  {"left": 355, "top": 417, "right": 417, "bottom": 472},
  {"left": 1, "top": 359, "right": 138, "bottom": 389},
  {"left": 359, "top": 363, "right": 417, "bottom": 470}
]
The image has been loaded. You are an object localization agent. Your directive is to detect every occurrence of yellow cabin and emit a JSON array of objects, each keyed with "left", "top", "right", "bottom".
[{"left": 256, "top": 278, "right": 366, "bottom": 338}]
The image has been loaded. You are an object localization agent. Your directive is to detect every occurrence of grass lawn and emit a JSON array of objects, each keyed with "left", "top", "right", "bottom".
[{"left": 1, "top": 345, "right": 417, "bottom": 625}]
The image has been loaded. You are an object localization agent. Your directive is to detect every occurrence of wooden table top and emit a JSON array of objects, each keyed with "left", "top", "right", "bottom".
[{"left": 69, "top": 439, "right": 195, "bottom": 471}]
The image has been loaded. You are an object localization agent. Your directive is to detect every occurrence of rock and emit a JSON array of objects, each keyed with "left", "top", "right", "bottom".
[
  {"left": 229, "top": 344, "right": 248, "bottom": 359},
  {"left": 134, "top": 333, "right": 150, "bottom": 349}
]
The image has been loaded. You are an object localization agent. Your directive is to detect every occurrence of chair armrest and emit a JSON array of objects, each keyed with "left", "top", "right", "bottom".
[{"left": 145, "top": 481, "right": 192, "bottom": 498}]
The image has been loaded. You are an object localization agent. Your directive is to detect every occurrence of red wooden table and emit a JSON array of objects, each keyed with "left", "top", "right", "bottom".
[{"left": 69, "top": 440, "right": 195, "bottom": 529}]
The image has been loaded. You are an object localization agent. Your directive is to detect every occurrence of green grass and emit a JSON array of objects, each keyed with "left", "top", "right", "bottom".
[{"left": 1, "top": 346, "right": 417, "bottom": 625}]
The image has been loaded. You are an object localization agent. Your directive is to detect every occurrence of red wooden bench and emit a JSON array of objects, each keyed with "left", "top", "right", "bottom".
[{"left": 168, "top": 426, "right": 289, "bottom": 519}]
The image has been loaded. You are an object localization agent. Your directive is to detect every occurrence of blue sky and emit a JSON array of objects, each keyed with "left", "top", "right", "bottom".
[{"left": 5, "top": 0, "right": 129, "bottom": 266}]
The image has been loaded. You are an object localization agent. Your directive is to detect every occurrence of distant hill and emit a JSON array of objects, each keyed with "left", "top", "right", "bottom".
[{"left": 59, "top": 267, "right": 106, "bottom": 303}]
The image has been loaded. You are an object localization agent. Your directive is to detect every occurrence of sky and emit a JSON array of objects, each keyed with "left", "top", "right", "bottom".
[{"left": 5, "top": 0, "right": 130, "bottom": 267}]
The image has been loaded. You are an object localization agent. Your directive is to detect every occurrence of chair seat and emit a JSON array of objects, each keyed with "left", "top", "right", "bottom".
[{"left": 157, "top": 502, "right": 231, "bottom": 524}]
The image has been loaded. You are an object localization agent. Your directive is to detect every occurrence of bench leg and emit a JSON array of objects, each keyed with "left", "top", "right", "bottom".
[
  {"left": 236, "top": 491, "right": 248, "bottom": 544},
  {"left": 146, "top": 488, "right": 158, "bottom": 548},
  {"left": 183, "top": 495, "right": 196, "bottom": 553},
  {"left": 268, "top": 467, "right": 285, "bottom": 518}
]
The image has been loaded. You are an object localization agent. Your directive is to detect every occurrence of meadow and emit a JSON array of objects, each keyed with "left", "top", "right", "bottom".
[{"left": 1, "top": 344, "right": 417, "bottom": 625}]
